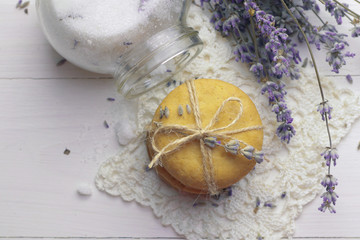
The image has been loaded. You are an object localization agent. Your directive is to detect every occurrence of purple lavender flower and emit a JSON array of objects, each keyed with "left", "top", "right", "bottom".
[
  {"left": 240, "top": 145, "right": 254, "bottom": 159},
  {"left": 346, "top": 74, "right": 353, "bottom": 83},
  {"left": 318, "top": 201, "right": 336, "bottom": 213},
  {"left": 321, "top": 175, "right": 338, "bottom": 188},
  {"left": 264, "top": 201, "right": 276, "bottom": 208},
  {"left": 321, "top": 147, "right": 339, "bottom": 166},
  {"left": 276, "top": 122, "right": 296, "bottom": 144},
  {"left": 223, "top": 186, "right": 232, "bottom": 196},
  {"left": 204, "top": 137, "right": 221, "bottom": 148},
  {"left": 321, "top": 190, "right": 339, "bottom": 205},
  {"left": 261, "top": 81, "right": 287, "bottom": 102},
  {"left": 224, "top": 140, "right": 241, "bottom": 155},
  {"left": 324, "top": 0, "right": 336, "bottom": 15},
  {"left": 249, "top": 63, "right": 264, "bottom": 79},
  {"left": 317, "top": 101, "right": 333, "bottom": 121},
  {"left": 254, "top": 150, "right": 264, "bottom": 164},
  {"left": 351, "top": 26, "right": 360, "bottom": 38},
  {"left": 256, "top": 197, "right": 261, "bottom": 207}
]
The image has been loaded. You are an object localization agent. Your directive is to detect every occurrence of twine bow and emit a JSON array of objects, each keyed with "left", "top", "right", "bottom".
[{"left": 148, "top": 79, "right": 262, "bottom": 194}]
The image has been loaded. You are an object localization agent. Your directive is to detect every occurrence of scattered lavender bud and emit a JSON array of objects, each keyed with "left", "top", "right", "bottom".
[
  {"left": 281, "top": 192, "right": 287, "bottom": 199},
  {"left": 19, "top": 1, "right": 29, "bottom": 9},
  {"left": 221, "top": 187, "right": 233, "bottom": 197},
  {"left": 103, "top": 120, "right": 109, "bottom": 129},
  {"left": 193, "top": 201, "right": 206, "bottom": 207},
  {"left": 178, "top": 105, "right": 183, "bottom": 116},
  {"left": 73, "top": 39, "right": 79, "bottom": 49},
  {"left": 64, "top": 148, "right": 71, "bottom": 155},
  {"left": 164, "top": 106, "right": 169, "bottom": 118},
  {"left": 256, "top": 197, "right": 261, "bottom": 208},
  {"left": 301, "top": 57, "right": 308, "bottom": 68},
  {"left": 15, "top": 0, "right": 22, "bottom": 8},
  {"left": 264, "top": 201, "right": 276, "bottom": 208},
  {"left": 106, "top": 97, "right": 115, "bottom": 102},
  {"left": 257, "top": 234, "right": 264, "bottom": 240},
  {"left": 211, "top": 202, "right": 219, "bottom": 207},
  {"left": 24, "top": 8, "right": 28, "bottom": 14},
  {"left": 145, "top": 165, "right": 151, "bottom": 172},
  {"left": 123, "top": 42, "right": 133, "bottom": 45},
  {"left": 159, "top": 106, "right": 164, "bottom": 119},
  {"left": 166, "top": 69, "right": 172, "bottom": 72},
  {"left": 204, "top": 137, "right": 220, "bottom": 148},
  {"left": 346, "top": 74, "right": 353, "bottom": 84},
  {"left": 56, "top": 58, "right": 67, "bottom": 66},
  {"left": 166, "top": 81, "right": 172, "bottom": 87},
  {"left": 186, "top": 104, "right": 191, "bottom": 114}
]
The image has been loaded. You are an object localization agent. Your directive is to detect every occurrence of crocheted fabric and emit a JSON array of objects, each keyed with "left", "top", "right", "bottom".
[{"left": 95, "top": 5, "right": 360, "bottom": 240}]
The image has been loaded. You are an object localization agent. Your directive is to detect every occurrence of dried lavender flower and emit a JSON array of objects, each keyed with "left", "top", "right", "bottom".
[
  {"left": 256, "top": 197, "right": 261, "bottom": 208},
  {"left": 63, "top": 148, "right": 70, "bottom": 155},
  {"left": 321, "top": 175, "right": 338, "bottom": 188},
  {"left": 178, "top": 105, "right": 183, "bottom": 116},
  {"left": 264, "top": 201, "right": 276, "bottom": 208},
  {"left": 56, "top": 58, "right": 67, "bottom": 66},
  {"left": 321, "top": 147, "right": 339, "bottom": 166},
  {"left": 19, "top": 1, "right": 29, "bottom": 9},
  {"left": 204, "top": 137, "right": 220, "bottom": 148},
  {"left": 164, "top": 106, "right": 169, "bottom": 118},
  {"left": 224, "top": 140, "right": 240, "bottom": 155},
  {"left": 186, "top": 104, "right": 191, "bottom": 114},
  {"left": 253, "top": 150, "right": 264, "bottom": 164},
  {"left": 346, "top": 74, "right": 353, "bottom": 84}
]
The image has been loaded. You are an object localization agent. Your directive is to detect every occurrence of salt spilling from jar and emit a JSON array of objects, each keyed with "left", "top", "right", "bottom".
[{"left": 36, "top": 0, "right": 203, "bottom": 97}]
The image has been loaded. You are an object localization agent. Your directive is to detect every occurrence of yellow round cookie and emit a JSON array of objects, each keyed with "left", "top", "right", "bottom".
[{"left": 147, "top": 78, "right": 263, "bottom": 194}]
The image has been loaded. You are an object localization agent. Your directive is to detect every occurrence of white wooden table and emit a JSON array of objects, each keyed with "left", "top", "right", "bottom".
[{"left": 0, "top": 1, "right": 360, "bottom": 239}]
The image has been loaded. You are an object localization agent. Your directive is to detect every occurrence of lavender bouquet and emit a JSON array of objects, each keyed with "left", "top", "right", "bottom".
[{"left": 198, "top": 0, "right": 360, "bottom": 213}]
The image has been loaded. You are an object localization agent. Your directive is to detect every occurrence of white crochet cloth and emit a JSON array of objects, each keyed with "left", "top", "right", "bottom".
[{"left": 95, "top": 5, "right": 360, "bottom": 240}]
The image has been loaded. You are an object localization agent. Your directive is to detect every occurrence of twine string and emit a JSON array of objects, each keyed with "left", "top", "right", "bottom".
[{"left": 148, "top": 79, "right": 262, "bottom": 194}]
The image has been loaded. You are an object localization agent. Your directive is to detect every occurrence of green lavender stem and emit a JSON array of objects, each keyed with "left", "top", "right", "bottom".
[{"left": 279, "top": 0, "right": 333, "bottom": 171}]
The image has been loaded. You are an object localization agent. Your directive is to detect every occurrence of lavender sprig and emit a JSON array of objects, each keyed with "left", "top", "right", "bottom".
[
  {"left": 199, "top": 0, "right": 360, "bottom": 213},
  {"left": 279, "top": 0, "right": 339, "bottom": 214},
  {"left": 204, "top": 0, "right": 297, "bottom": 143}
]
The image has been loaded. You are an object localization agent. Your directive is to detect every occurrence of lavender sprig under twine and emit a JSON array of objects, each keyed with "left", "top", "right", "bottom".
[{"left": 199, "top": 0, "right": 360, "bottom": 213}]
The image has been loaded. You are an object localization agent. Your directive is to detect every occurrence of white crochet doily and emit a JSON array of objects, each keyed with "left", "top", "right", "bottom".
[{"left": 95, "top": 5, "right": 360, "bottom": 240}]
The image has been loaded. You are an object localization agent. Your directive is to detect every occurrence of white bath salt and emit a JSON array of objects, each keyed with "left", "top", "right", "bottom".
[
  {"left": 77, "top": 183, "right": 93, "bottom": 196},
  {"left": 38, "top": 0, "right": 177, "bottom": 74},
  {"left": 115, "top": 118, "right": 137, "bottom": 146}
]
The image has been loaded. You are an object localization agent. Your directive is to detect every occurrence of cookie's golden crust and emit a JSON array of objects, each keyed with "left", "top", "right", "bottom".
[{"left": 147, "top": 79, "right": 263, "bottom": 193}]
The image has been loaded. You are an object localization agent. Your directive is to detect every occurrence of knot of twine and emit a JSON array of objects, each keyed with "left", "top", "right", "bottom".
[{"left": 148, "top": 80, "right": 263, "bottom": 195}]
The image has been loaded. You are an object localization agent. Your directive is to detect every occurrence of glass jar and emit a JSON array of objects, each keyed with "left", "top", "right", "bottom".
[{"left": 36, "top": 0, "right": 203, "bottom": 97}]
